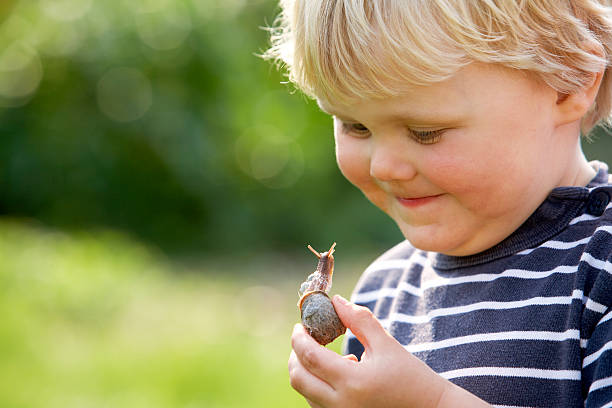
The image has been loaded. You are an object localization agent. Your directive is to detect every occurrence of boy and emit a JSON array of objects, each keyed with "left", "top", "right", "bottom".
[{"left": 265, "top": 1, "right": 612, "bottom": 406}]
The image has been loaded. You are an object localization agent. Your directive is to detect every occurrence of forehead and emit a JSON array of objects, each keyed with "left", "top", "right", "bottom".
[
  {"left": 317, "top": 63, "right": 543, "bottom": 123},
  {"left": 316, "top": 69, "right": 470, "bottom": 123}
]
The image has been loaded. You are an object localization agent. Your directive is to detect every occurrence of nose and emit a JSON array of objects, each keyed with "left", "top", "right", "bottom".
[{"left": 369, "top": 136, "right": 417, "bottom": 182}]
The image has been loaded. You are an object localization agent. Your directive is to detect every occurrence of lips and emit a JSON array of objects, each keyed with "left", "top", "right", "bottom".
[{"left": 396, "top": 194, "right": 443, "bottom": 208}]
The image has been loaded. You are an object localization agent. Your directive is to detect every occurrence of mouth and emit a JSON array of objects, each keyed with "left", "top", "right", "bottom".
[{"left": 396, "top": 194, "right": 443, "bottom": 208}]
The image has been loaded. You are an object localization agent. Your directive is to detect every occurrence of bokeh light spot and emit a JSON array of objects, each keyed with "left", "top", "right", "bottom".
[
  {"left": 0, "top": 42, "right": 43, "bottom": 106},
  {"left": 250, "top": 140, "right": 292, "bottom": 180},
  {"left": 39, "top": 0, "right": 93, "bottom": 22},
  {"left": 235, "top": 125, "right": 305, "bottom": 189},
  {"left": 259, "top": 143, "right": 304, "bottom": 189},
  {"left": 96, "top": 67, "right": 153, "bottom": 123},
  {"left": 135, "top": 2, "right": 192, "bottom": 51},
  {"left": 39, "top": 23, "right": 84, "bottom": 57}
]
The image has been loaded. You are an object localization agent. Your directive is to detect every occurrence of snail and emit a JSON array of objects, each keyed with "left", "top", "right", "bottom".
[{"left": 297, "top": 242, "right": 346, "bottom": 345}]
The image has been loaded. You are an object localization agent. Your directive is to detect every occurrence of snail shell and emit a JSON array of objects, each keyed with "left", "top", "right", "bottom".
[
  {"left": 299, "top": 291, "right": 346, "bottom": 345},
  {"left": 297, "top": 243, "right": 346, "bottom": 345}
]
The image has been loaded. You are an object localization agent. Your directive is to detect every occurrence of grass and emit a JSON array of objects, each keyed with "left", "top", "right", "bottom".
[{"left": 0, "top": 219, "right": 372, "bottom": 408}]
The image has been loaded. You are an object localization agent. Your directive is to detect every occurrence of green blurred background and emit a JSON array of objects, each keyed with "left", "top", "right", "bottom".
[
  {"left": 0, "top": 0, "right": 400, "bottom": 407},
  {"left": 2, "top": 0, "right": 612, "bottom": 407}
]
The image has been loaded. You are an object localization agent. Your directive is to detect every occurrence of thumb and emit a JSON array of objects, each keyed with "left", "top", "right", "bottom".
[{"left": 332, "top": 295, "right": 390, "bottom": 353}]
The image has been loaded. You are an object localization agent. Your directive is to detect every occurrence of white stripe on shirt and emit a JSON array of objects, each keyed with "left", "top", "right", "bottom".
[
  {"left": 569, "top": 204, "right": 612, "bottom": 224},
  {"left": 353, "top": 264, "right": 579, "bottom": 303},
  {"left": 518, "top": 225, "right": 612, "bottom": 255},
  {"left": 383, "top": 290, "right": 585, "bottom": 325},
  {"left": 584, "top": 340, "right": 612, "bottom": 368},
  {"left": 440, "top": 366, "right": 581, "bottom": 381},
  {"left": 518, "top": 236, "right": 591, "bottom": 255},
  {"left": 581, "top": 252, "right": 612, "bottom": 275},
  {"left": 589, "top": 376, "right": 612, "bottom": 393},
  {"left": 402, "top": 329, "right": 580, "bottom": 353}
]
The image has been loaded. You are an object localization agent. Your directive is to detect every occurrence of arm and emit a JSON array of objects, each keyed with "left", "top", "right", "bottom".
[{"left": 288, "top": 295, "right": 491, "bottom": 408}]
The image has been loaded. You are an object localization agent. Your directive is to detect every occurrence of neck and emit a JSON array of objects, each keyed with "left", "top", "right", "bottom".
[
  {"left": 556, "top": 123, "right": 596, "bottom": 187},
  {"left": 570, "top": 152, "right": 596, "bottom": 187}
]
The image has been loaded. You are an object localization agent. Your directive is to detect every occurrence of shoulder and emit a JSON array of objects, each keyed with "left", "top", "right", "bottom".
[
  {"left": 568, "top": 181, "right": 612, "bottom": 260},
  {"left": 554, "top": 193, "right": 612, "bottom": 334},
  {"left": 537, "top": 174, "right": 612, "bottom": 268},
  {"left": 539, "top": 183, "right": 612, "bottom": 278}
]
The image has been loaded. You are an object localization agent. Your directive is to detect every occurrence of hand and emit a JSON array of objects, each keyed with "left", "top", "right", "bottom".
[{"left": 288, "top": 295, "right": 490, "bottom": 408}]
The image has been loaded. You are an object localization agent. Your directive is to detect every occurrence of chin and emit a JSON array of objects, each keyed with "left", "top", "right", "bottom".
[
  {"left": 409, "top": 240, "right": 456, "bottom": 254},
  {"left": 401, "top": 225, "right": 470, "bottom": 256}
]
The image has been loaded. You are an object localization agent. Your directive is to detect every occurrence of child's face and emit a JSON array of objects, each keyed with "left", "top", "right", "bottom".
[{"left": 322, "top": 63, "right": 583, "bottom": 256}]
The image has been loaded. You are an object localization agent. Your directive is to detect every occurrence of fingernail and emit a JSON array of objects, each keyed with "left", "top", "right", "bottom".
[{"left": 334, "top": 294, "right": 349, "bottom": 305}]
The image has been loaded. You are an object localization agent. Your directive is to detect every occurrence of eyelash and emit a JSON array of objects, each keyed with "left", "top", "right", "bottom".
[{"left": 341, "top": 122, "right": 444, "bottom": 145}]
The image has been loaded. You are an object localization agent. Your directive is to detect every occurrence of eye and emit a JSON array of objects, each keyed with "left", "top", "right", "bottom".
[
  {"left": 410, "top": 129, "right": 444, "bottom": 145},
  {"left": 340, "top": 121, "right": 370, "bottom": 138}
]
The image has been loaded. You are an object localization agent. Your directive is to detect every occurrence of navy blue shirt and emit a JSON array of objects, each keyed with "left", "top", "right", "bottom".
[{"left": 345, "top": 162, "right": 612, "bottom": 408}]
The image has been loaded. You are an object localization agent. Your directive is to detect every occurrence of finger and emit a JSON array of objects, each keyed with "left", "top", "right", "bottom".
[
  {"left": 292, "top": 324, "right": 354, "bottom": 384},
  {"left": 288, "top": 350, "right": 335, "bottom": 406},
  {"left": 332, "top": 295, "right": 391, "bottom": 353}
]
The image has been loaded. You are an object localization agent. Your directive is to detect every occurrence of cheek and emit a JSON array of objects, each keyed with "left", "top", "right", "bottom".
[
  {"left": 335, "top": 138, "right": 371, "bottom": 186},
  {"left": 335, "top": 139, "right": 392, "bottom": 212},
  {"left": 424, "top": 137, "right": 535, "bottom": 214},
  {"left": 419, "top": 138, "right": 492, "bottom": 196},
  {"left": 420, "top": 148, "right": 485, "bottom": 193}
]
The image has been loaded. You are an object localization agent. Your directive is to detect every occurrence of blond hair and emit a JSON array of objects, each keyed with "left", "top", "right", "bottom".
[{"left": 264, "top": 0, "right": 612, "bottom": 133}]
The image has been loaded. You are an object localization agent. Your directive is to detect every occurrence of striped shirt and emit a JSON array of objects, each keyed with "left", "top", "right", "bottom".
[{"left": 344, "top": 162, "right": 612, "bottom": 408}]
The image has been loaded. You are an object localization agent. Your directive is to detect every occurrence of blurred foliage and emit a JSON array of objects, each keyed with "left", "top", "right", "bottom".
[
  {"left": 2, "top": 1, "right": 612, "bottom": 406},
  {"left": 0, "top": 0, "right": 401, "bottom": 258},
  {"left": 2, "top": 0, "right": 612, "bottom": 259},
  {"left": 0, "top": 219, "right": 370, "bottom": 407}
]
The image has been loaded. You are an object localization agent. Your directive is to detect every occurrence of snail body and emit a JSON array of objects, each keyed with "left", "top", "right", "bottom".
[{"left": 297, "top": 243, "right": 346, "bottom": 345}]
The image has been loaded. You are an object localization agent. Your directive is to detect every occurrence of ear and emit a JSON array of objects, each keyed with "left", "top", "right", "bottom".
[{"left": 554, "top": 45, "right": 606, "bottom": 127}]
